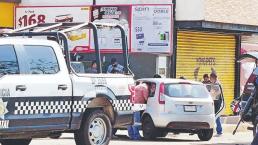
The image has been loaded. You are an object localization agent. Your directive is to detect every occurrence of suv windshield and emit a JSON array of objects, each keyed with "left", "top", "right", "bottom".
[{"left": 164, "top": 84, "right": 210, "bottom": 98}]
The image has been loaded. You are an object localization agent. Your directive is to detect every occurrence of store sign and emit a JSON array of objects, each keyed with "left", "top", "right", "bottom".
[
  {"left": 131, "top": 5, "right": 173, "bottom": 53},
  {"left": 196, "top": 57, "right": 216, "bottom": 65},
  {"left": 91, "top": 6, "right": 130, "bottom": 52},
  {"left": 15, "top": 6, "right": 91, "bottom": 52}
]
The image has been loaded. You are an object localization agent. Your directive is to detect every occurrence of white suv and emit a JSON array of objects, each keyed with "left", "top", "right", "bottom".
[{"left": 137, "top": 78, "right": 225, "bottom": 141}]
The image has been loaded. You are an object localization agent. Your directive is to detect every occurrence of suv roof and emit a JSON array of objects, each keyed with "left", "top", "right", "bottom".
[{"left": 138, "top": 78, "right": 203, "bottom": 85}]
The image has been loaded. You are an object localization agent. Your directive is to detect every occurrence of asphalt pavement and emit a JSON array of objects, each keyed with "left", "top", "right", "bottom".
[{"left": 29, "top": 131, "right": 253, "bottom": 145}]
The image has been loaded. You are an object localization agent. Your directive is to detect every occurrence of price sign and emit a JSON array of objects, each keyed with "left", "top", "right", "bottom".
[
  {"left": 15, "top": 6, "right": 91, "bottom": 52},
  {"left": 131, "top": 5, "right": 173, "bottom": 53},
  {"left": 18, "top": 14, "right": 46, "bottom": 27}
]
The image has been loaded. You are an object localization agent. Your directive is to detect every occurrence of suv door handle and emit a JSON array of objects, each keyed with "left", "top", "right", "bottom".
[
  {"left": 16, "top": 85, "right": 27, "bottom": 91},
  {"left": 58, "top": 84, "right": 68, "bottom": 90}
]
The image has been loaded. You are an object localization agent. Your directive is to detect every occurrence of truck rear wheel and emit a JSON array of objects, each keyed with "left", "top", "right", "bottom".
[
  {"left": 1, "top": 139, "right": 31, "bottom": 145},
  {"left": 75, "top": 110, "right": 112, "bottom": 145}
]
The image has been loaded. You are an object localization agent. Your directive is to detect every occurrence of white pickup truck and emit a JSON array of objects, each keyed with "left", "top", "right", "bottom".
[{"left": 0, "top": 23, "right": 134, "bottom": 145}]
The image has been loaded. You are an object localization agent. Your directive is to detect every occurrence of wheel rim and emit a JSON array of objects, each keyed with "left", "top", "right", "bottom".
[{"left": 88, "top": 117, "right": 107, "bottom": 145}]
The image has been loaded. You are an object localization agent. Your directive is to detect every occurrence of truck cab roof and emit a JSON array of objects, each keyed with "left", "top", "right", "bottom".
[{"left": 0, "top": 37, "right": 59, "bottom": 47}]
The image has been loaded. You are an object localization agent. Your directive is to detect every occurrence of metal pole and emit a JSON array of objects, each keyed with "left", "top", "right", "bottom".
[
  {"left": 116, "top": 25, "right": 129, "bottom": 74},
  {"left": 170, "top": 0, "right": 177, "bottom": 78},
  {"left": 88, "top": 22, "right": 102, "bottom": 73},
  {"left": 235, "top": 35, "right": 241, "bottom": 99}
]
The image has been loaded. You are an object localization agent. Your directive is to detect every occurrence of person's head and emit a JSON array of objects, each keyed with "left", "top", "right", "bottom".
[
  {"left": 203, "top": 74, "right": 209, "bottom": 82},
  {"left": 111, "top": 58, "right": 117, "bottom": 65},
  {"left": 153, "top": 74, "right": 161, "bottom": 78},
  {"left": 91, "top": 60, "right": 97, "bottom": 69},
  {"left": 150, "top": 84, "right": 156, "bottom": 93},
  {"left": 179, "top": 76, "right": 186, "bottom": 80},
  {"left": 210, "top": 73, "right": 217, "bottom": 83}
]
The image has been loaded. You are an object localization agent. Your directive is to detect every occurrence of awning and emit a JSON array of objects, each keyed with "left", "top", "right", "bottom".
[
  {"left": 239, "top": 52, "right": 258, "bottom": 61},
  {"left": 0, "top": 0, "right": 21, "bottom": 3},
  {"left": 176, "top": 21, "right": 258, "bottom": 34}
]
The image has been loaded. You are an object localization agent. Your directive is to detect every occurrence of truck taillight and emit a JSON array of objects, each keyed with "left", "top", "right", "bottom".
[{"left": 159, "top": 83, "right": 165, "bottom": 104}]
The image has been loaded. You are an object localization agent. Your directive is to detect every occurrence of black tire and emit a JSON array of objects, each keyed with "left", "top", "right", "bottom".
[
  {"left": 142, "top": 116, "right": 158, "bottom": 140},
  {"left": 156, "top": 130, "right": 168, "bottom": 137},
  {"left": 197, "top": 129, "right": 213, "bottom": 141},
  {"left": 253, "top": 121, "right": 258, "bottom": 137},
  {"left": 1, "top": 139, "right": 31, "bottom": 145},
  {"left": 50, "top": 133, "right": 62, "bottom": 139},
  {"left": 112, "top": 128, "right": 118, "bottom": 135},
  {"left": 74, "top": 110, "right": 112, "bottom": 145}
]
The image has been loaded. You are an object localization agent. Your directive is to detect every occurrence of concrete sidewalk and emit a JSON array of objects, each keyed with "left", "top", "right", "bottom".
[{"left": 220, "top": 116, "right": 252, "bottom": 133}]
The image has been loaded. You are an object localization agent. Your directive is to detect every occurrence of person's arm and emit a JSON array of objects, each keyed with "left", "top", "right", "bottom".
[
  {"left": 107, "top": 65, "right": 112, "bottom": 73},
  {"left": 142, "top": 84, "right": 149, "bottom": 102},
  {"left": 117, "top": 64, "right": 124, "bottom": 73}
]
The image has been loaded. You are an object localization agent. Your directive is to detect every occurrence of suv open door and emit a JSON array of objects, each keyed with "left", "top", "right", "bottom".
[{"left": 206, "top": 84, "right": 225, "bottom": 118}]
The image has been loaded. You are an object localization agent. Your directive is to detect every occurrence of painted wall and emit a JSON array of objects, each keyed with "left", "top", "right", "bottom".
[
  {"left": 204, "top": 0, "right": 258, "bottom": 26},
  {"left": 176, "top": 0, "right": 258, "bottom": 26},
  {"left": 176, "top": 0, "right": 204, "bottom": 21}
]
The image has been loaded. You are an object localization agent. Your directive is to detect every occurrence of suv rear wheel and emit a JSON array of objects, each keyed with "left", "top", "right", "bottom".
[
  {"left": 74, "top": 110, "right": 112, "bottom": 145},
  {"left": 1, "top": 139, "right": 31, "bottom": 145},
  {"left": 197, "top": 129, "right": 213, "bottom": 141},
  {"left": 156, "top": 130, "right": 168, "bottom": 137},
  {"left": 50, "top": 133, "right": 62, "bottom": 139},
  {"left": 142, "top": 116, "right": 158, "bottom": 140}
]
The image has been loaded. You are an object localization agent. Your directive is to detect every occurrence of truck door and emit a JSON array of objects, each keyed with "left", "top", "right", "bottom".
[
  {"left": 10, "top": 44, "right": 72, "bottom": 131},
  {"left": 0, "top": 45, "right": 20, "bottom": 130}
]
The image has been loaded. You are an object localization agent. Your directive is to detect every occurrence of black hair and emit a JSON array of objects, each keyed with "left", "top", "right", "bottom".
[
  {"left": 203, "top": 74, "right": 209, "bottom": 79},
  {"left": 91, "top": 60, "right": 97, "bottom": 66},
  {"left": 179, "top": 76, "right": 186, "bottom": 80},
  {"left": 111, "top": 58, "right": 117, "bottom": 64},
  {"left": 153, "top": 74, "right": 161, "bottom": 78}
]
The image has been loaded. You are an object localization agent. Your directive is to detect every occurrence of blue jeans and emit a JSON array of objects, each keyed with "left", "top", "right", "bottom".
[
  {"left": 251, "top": 132, "right": 258, "bottom": 145},
  {"left": 216, "top": 117, "right": 222, "bottom": 134},
  {"left": 127, "top": 111, "right": 141, "bottom": 140}
]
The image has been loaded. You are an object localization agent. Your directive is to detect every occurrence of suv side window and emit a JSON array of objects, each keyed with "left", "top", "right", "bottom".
[
  {"left": 24, "top": 45, "right": 60, "bottom": 74},
  {"left": 0, "top": 45, "right": 19, "bottom": 75}
]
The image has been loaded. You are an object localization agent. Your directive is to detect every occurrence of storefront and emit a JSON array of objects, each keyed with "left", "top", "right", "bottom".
[
  {"left": 0, "top": 1, "right": 17, "bottom": 28},
  {"left": 176, "top": 30, "right": 236, "bottom": 115}
]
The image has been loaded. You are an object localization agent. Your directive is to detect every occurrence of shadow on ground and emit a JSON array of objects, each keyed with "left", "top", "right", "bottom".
[
  {"left": 112, "top": 135, "right": 200, "bottom": 142},
  {"left": 198, "top": 143, "right": 250, "bottom": 145}
]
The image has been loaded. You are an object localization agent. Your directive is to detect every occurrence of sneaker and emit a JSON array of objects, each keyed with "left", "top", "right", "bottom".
[
  {"left": 133, "top": 136, "right": 141, "bottom": 140},
  {"left": 214, "top": 133, "right": 222, "bottom": 137}
]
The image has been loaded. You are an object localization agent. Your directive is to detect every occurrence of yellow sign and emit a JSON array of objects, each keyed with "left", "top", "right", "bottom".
[{"left": 0, "top": 2, "right": 15, "bottom": 28}]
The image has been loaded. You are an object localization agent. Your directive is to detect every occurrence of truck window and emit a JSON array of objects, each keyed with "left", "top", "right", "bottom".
[
  {"left": 24, "top": 45, "right": 60, "bottom": 74},
  {"left": 0, "top": 45, "right": 19, "bottom": 76}
]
